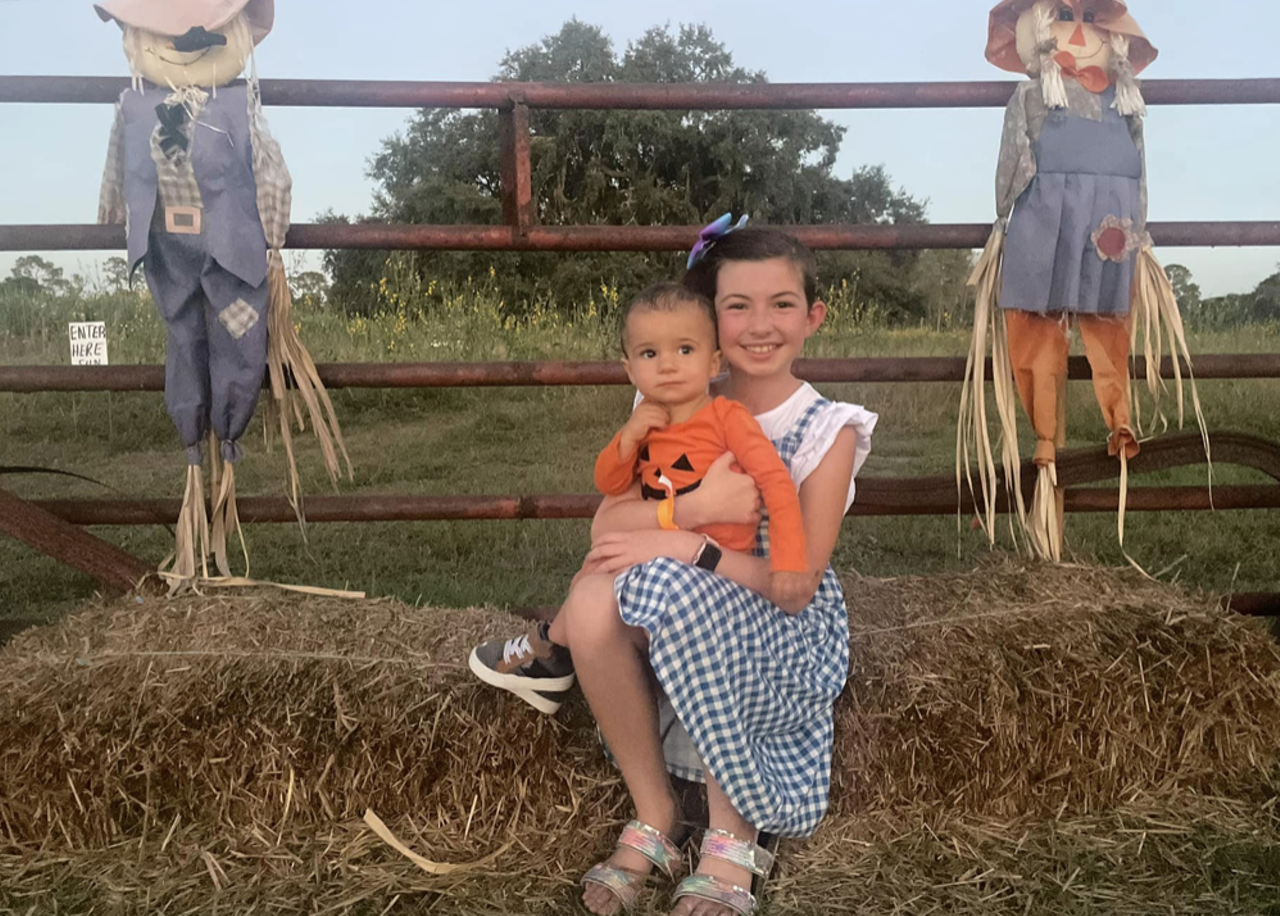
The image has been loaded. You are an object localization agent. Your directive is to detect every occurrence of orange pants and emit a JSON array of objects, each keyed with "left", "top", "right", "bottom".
[{"left": 1005, "top": 311, "right": 1139, "bottom": 466}]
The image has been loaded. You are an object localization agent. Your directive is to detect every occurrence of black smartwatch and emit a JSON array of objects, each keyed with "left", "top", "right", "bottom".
[{"left": 693, "top": 539, "right": 722, "bottom": 572}]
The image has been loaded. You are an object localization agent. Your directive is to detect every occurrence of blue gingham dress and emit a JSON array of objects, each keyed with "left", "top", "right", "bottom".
[{"left": 613, "top": 398, "right": 851, "bottom": 838}]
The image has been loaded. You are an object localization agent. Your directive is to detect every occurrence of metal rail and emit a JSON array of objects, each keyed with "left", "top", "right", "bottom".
[
  {"left": 4, "top": 354, "right": 1280, "bottom": 393},
  {"left": 3, "top": 76, "right": 1279, "bottom": 109},
  {"left": 28, "top": 486, "right": 1280, "bottom": 526},
  {"left": 3, "top": 221, "right": 1279, "bottom": 253}
]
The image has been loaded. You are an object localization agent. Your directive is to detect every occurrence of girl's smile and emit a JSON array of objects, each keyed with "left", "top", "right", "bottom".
[{"left": 715, "top": 258, "right": 824, "bottom": 375}]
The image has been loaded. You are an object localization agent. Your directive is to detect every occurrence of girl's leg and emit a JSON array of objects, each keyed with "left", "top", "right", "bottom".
[
  {"left": 557, "top": 574, "right": 679, "bottom": 915},
  {"left": 671, "top": 768, "right": 759, "bottom": 916}
]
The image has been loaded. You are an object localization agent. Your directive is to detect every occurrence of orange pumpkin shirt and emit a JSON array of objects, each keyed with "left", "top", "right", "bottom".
[{"left": 593, "top": 396, "right": 807, "bottom": 573}]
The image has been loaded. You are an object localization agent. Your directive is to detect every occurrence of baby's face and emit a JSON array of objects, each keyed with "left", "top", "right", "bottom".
[{"left": 622, "top": 305, "right": 721, "bottom": 408}]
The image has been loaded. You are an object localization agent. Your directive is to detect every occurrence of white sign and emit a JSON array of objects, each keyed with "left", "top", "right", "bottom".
[{"left": 69, "top": 322, "right": 109, "bottom": 365}]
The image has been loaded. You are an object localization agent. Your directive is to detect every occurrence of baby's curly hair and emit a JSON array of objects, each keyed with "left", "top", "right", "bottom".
[{"left": 619, "top": 281, "right": 717, "bottom": 354}]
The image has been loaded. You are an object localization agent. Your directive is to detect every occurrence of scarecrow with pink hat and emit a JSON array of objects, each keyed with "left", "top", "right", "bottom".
[
  {"left": 96, "top": 0, "right": 348, "bottom": 590},
  {"left": 959, "top": 0, "right": 1208, "bottom": 561}
]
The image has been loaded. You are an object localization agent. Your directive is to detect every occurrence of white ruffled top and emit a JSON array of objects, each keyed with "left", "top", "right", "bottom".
[{"left": 752, "top": 382, "right": 878, "bottom": 512}]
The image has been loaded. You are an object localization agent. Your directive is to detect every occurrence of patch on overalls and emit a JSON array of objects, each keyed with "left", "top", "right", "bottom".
[{"left": 218, "top": 299, "right": 260, "bottom": 340}]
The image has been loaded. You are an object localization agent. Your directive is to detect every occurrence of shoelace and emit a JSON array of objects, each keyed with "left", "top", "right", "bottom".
[{"left": 502, "top": 634, "right": 533, "bottom": 665}]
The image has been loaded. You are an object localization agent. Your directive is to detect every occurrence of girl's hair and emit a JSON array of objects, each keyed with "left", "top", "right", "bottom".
[
  {"left": 682, "top": 227, "right": 819, "bottom": 308},
  {"left": 619, "top": 281, "right": 717, "bottom": 353}
]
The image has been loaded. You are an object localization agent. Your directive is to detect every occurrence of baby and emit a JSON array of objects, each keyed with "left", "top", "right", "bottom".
[{"left": 593, "top": 281, "right": 809, "bottom": 589}]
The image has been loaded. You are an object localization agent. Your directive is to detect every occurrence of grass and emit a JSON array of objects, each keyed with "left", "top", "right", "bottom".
[{"left": 2, "top": 279, "right": 1278, "bottom": 624}]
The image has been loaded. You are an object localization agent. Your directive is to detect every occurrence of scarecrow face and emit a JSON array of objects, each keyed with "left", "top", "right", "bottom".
[
  {"left": 1047, "top": 4, "right": 1113, "bottom": 68},
  {"left": 123, "top": 14, "right": 252, "bottom": 88}
]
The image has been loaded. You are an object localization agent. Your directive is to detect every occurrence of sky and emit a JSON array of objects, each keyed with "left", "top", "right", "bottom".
[{"left": 0, "top": 0, "right": 1276, "bottom": 297}]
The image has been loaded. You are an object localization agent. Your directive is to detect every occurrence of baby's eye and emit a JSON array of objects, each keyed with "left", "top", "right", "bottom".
[
  {"left": 640, "top": 349, "right": 657, "bottom": 359},
  {"left": 679, "top": 345, "right": 694, "bottom": 355},
  {"left": 1058, "top": 6, "right": 1075, "bottom": 21},
  {"left": 1082, "top": 9, "right": 1096, "bottom": 22}
]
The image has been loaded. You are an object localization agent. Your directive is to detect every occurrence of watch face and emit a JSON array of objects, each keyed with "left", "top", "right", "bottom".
[{"left": 697, "top": 544, "right": 722, "bottom": 572}]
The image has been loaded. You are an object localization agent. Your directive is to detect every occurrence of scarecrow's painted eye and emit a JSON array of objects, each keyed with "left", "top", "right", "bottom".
[
  {"left": 1082, "top": 9, "right": 1096, "bottom": 23},
  {"left": 1058, "top": 6, "right": 1075, "bottom": 21}
]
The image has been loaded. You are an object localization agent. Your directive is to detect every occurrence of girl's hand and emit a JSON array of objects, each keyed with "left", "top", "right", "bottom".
[
  {"left": 677, "top": 452, "right": 762, "bottom": 529},
  {"left": 585, "top": 530, "right": 703, "bottom": 575}
]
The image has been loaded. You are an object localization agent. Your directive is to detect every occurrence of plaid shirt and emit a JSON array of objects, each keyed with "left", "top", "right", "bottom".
[{"left": 98, "top": 84, "right": 291, "bottom": 249}]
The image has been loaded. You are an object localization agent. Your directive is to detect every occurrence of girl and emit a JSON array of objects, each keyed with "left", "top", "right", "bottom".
[{"left": 474, "top": 227, "right": 876, "bottom": 916}]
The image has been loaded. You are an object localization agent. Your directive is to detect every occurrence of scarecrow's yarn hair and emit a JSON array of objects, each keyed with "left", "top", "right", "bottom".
[
  {"left": 1108, "top": 33, "right": 1147, "bottom": 117},
  {"left": 1031, "top": 1, "right": 1070, "bottom": 110}
]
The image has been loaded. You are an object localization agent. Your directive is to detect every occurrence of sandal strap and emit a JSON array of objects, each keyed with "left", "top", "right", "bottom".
[
  {"left": 674, "top": 874, "right": 757, "bottom": 915},
  {"left": 582, "top": 863, "right": 645, "bottom": 909},
  {"left": 699, "top": 829, "right": 774, "bottom": 878},
  {"left": 617, "top": 820, "right": 683, "bottom": 879}
]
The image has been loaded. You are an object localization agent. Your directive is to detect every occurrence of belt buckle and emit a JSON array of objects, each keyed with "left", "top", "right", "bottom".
[{"left": 164, "top": 206, "right": 202, "bottom": 235}]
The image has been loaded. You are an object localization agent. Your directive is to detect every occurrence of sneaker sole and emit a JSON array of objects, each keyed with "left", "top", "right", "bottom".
[
  {"left": 468, "top": 648, "right": 576, "bottom": 707},
  {"left": 512, "top": 686, "right": 567, "bottom": 716}
]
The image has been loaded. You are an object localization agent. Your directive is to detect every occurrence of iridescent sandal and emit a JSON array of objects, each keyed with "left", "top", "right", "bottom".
[
  {"left": 672, "top": 829, "right": 776, "bottom": 915},
  {"left": 581, "top": 820, "right": 685, "bottom": 910}
]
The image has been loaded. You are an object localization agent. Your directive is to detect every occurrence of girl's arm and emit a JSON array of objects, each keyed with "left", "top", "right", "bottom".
[{"left": 588, "top": 428, "right": 860, "bottom": 615}]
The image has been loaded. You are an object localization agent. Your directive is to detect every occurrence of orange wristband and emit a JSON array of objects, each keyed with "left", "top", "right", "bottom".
[{"left": 657, "top": 497, "right": 678, "bottom": 531}]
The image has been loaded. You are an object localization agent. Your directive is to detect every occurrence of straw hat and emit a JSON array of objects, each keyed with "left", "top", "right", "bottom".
[
  {"left": 985, "top": 0, "right": 1157, "bottom": 74},
  {"left": 94, "top": 0, "right": 274, "bottom": 45}
]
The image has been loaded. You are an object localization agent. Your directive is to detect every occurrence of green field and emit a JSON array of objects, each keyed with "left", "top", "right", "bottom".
[{"left": 2, "top": 282, "right": 1278, "bottom": 624}]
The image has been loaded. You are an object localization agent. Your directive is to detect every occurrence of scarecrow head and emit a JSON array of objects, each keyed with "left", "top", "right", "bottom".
[
  {"left": 987, "top": 0, "right": 1157, "bottom": 113},
  {"left": 95, "top": 0, "right": 273, "bottom": 88}
]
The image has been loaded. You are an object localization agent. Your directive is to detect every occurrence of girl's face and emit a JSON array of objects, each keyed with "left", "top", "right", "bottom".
[{"left": 713, "top": 258, "right": 826, "bottom": 380}]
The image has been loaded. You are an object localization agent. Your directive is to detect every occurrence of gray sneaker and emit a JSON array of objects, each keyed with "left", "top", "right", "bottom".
[{"left": 468, "top": 621, "right": 576, "bottom": 714}]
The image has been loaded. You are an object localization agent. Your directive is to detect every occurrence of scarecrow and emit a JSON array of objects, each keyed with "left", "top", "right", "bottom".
[
  {"left": 96, "top": 0, "right": 349, "bottom": 590},
  {"left": 960, "top": 0, "right": 1208, "bottom": 561}
]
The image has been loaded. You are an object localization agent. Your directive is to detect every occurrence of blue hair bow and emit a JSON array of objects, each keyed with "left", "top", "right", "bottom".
[{"left": 687, "top": 213, "right": 749, "bottom": 270}]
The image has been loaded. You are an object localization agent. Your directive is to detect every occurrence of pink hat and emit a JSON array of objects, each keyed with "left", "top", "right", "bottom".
[
  {"left": 985, "top": 0, "right": 1157, "bottom": 75},
  {"left": 94, "top": 0, "right": 274, "bottom": 45}
]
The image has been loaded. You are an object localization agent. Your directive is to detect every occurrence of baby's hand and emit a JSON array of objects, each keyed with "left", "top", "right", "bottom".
[
  {"left": 770, "top": 571, "right": 817, "bottom": 614},
  {"left": 620, "top": 402, "right": 670, "bottom": 456}
]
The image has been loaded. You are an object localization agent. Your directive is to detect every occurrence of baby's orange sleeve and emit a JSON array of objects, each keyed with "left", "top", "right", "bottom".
[
  {"left": 715, "top": 399, "right": 808, "bottom": 573},
  {"left": 594, "top": 431, "right": 640, "bottom": 496}
]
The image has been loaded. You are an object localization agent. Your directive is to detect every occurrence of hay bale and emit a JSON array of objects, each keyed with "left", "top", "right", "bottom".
[
  {"left": 2, "top": 798, "right": 1277, "bottom": 914},
  {"left": 1, "top": 561, "right": 1278, "bottom": 912},
  {"left": 834, "top": 561, "right": 1280, "bottom": 819},
  {"left": 0, "top": 596, "right": 625, "bottom": 852}
]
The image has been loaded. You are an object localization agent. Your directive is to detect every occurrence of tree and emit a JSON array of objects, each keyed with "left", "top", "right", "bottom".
[
  {"left": 102, "top": 256, "right": 133, "bottom": 293},
  {"left": 1252, "top": 267, "right": 1280, "bottom": 324},
  {"left": 9, "top": 255, "right": 71, "bottom": 296},
  {"left": 290, "top": 270, "right": 331, "bottom": 308},
  {"left": 1164, "top": 263, "right": 1204, "bottom": 328},
  {"left": 1165, "top": 264, "right": 1201, "bottom": 313},
  {"left": 326, "top": 20, "right": 950, "bottom": 323}
]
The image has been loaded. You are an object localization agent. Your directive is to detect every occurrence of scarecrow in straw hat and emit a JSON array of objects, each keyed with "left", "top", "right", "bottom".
[
  {"left": 96, "top": 0, "right": 349, "bottom": 591},
  {"left": 960, "top": 0, "right": 1208, "bottom": 561}
]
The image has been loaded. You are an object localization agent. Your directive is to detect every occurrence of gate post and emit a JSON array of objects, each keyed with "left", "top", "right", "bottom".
[{"left": 498, "top": 98, "right": 534, "bottom": 233}]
